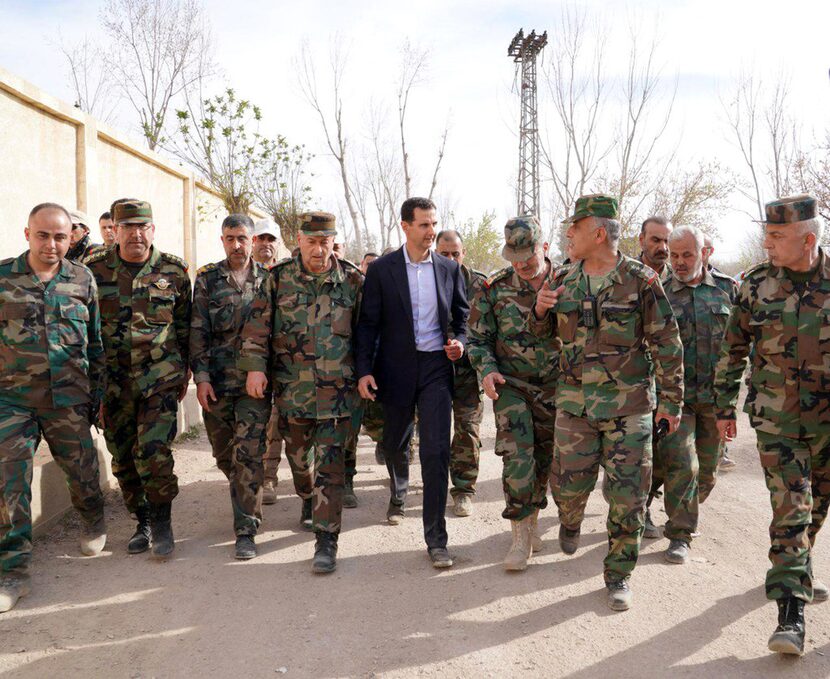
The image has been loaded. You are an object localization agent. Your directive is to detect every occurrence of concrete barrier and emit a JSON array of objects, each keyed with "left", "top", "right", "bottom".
[{"left": 32, "top": 385, "right": 203, "bottom": 536}]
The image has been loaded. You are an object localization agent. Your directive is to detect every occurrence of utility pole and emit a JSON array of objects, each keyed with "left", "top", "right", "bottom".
[{"left": 508, "top": 29, "right": 547, "bottom": 217}]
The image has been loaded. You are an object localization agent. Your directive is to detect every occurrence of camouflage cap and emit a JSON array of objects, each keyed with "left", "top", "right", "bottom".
[
  {"left": 763, "top": 194, "right": 817, "bottom": 225},
  {"left": 562, "top": 193, "right": 618, "bottom": 225},
  {"left": 113, "top": 200, "right": 153, "bottom": 225},
  {"left": 502, "top": 215, "right": 541, "bottom": 262},
  {"left": 299, "top": 211, "right": 337, "bottom": 237},
  {"left": 68, "top": 209, "right": 90, "bottom": 229}
]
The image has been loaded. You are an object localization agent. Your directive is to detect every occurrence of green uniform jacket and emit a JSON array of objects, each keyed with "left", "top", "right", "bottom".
[
  {"left": 0, "top": 252, "right": 104, "bottom": 408},
  {"left": 85, "top": 245, "right": 192, "bottom": 398},
  {"left": 665, "top": 269, "right": 737, "bottom": 406},
  {"left": 528, "top": 254, "right": 684, "bottom": 420},
  {"left": 454, "top": 264, "right": 487, "bottom": 375},
  {"left": 468, "top": 259, "right": 560, "bottom": 388},
  {"left": 714, "top": 250, "right": 830, "bottom": 438},
  {"left": 239, "top": 254, "right": 363, "bottom": 420},
  {"left": 190, "top": 259, "right": 269, "bottom": 396}
]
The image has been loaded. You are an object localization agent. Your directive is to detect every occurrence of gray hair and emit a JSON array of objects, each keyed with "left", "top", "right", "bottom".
[
  {"left": 222, "top": 213, "right": 255, "bottom": 234},
  {"left": 798, "top": 217, "right": 825, "bottom": 243},
  {"left": 668, "top": 225, "right": 704, "bottom": 251},
  {"left": 596, "top": 217, "right": 622, "bottom": 244}
]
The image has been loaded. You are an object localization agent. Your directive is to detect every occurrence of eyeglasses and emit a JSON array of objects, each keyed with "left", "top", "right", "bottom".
[{"left": 119, "top": 224, "right": 152, "bottom": 233}]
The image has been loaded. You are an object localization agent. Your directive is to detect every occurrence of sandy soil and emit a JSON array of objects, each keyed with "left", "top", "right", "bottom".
[{"left": 2, "top": 399, "right": 830, "bottom": 678}]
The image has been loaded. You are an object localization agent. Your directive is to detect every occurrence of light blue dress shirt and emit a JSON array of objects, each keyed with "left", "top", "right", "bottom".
[{"left": 402, "top": 246, "right": 444, "bottom": 352}]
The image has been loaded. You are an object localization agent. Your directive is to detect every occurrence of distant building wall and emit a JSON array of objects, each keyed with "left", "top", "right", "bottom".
[{"left": 0, "top": 65, "right": 287, "bottom": 268}]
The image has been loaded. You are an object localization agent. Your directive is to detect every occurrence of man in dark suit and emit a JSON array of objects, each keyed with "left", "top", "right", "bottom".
[{"left": 356, "top": 197, "right": 469, "bottom": 568}]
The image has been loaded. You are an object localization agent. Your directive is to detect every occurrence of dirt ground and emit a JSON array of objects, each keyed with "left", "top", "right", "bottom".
[{"left": 3, "top": 401, "right": 830, "bottom": 679}]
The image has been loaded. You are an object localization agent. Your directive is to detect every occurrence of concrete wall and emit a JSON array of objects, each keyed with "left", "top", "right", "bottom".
[{"left": 0, "top": 65, "right": 288, "bottom": 268}]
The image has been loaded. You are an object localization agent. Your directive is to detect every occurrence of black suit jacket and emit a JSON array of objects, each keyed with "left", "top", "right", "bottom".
[{"left": 355, "top": 247, "right": 469, "bottom": 407}]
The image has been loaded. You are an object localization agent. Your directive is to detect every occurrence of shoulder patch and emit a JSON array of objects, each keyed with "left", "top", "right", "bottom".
[
  {"left": 196, "top": 261, "right": 219, "bottom": 277},
  {"left": 271, "top": 256, "right": 293, "bottom": 272},
  {"left": 624, "top": 256, "right": 659, "bottom": 286},
  {"left": 340, "top": 258, "right": 362, "bottom": 274},
  {"left": 83, "top": 249, "right": 109, "bottom": 266},
  {"left": 0, "top": 256, "right": 15, "bottom": 268},
  {"left": 485, "top": 266, "right": 513, "bottom": 289},
  {"left": 553, "top": 262, "right": 575, "bottom": 281},
  {"left": 160, "top": 252, "right": 189, "bottom": 271}
]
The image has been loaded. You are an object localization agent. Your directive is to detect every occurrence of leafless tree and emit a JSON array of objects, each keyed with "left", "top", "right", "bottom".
[
  {"left": 101, "top": 0, "right": 216, "bottom": 150},
  {"left": 296, "top": 38, "right": 364, "bottom": 253},
  {"left": 57, "top": 36, "right": 119, "bottom": 124},
  {"left": 397, "top": 41, "right": 428, "bottom": 199}
]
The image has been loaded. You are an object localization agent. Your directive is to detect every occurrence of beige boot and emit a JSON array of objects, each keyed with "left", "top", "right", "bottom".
[
  {"left": 504, "top": 517, "right": 533, "bottom": 571},
  {"left": 529, "top": 510, "right": 543, "bottom": 553}
]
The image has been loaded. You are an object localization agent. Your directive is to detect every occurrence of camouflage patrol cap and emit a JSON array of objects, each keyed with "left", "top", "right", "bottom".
[
  {"left": 299, "top": 211, "right": 337, "bottom": 237},
  {"left": 502, "top": 215, "right": 541, "bottom": 262},
  {"left": 68, "top": 209, "right": 90, "bottom": 229},
  {"left": 763, "top": 194, "right": 818, "bottom": 225},
  {"left": 113, "top": 200, "right": 153, "bottom": 225},
  {"left": 562, "top": 193, "right": 619, "bottom": 224}
]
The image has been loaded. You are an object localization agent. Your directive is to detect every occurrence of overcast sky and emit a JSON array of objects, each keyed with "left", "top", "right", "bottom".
[{"left": 2, "top": 0, "right": 829, "bottom": 259}]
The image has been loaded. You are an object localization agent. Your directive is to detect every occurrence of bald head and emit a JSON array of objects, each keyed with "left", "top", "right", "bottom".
[{"left": 436, "top": 229, "right": 465, "bottom": 265}]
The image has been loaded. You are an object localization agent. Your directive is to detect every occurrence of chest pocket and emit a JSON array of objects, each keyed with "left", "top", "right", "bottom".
[
  {"left": 601, "top": 301, "right": 640, "bottom": 347},
  {"left": 710, "top": 302, "right": 732, "bottom": 349},
  {"left": 331, "top": 304, "right": 353, "bottom": 336},
  {"left": 0, "top": 302, "right": 39, "bottom": 345},
  {"left": 555, "top": 300, "right": 581, "bottom": 344},
  {"left": 58, "top": 304, "right": 89, "bottom": 345},
  {"left": 750, "top": 309, "right": 786, "bottom": 355},
  {"left": 209, "top": 300, "right": 236, "bottom": 333},
  {"left": 147, "top": 286, "right": 175, "bottom": 325},
  {"left": 98, "top": 285, "right": 120, "bottom": 318},
  {"left": 496, "top": 295, "right": 530, "bottom": 338}
]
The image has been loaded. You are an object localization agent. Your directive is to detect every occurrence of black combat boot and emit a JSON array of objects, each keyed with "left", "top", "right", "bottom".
[
  {"left": 300, "top": 498, "right": 313, "bottom": 531},
  {"left": 311, "top": 532, "right": 339, "bottom": 574},
  {"left": 127, "top": 505, "right": 152, "bottom": 554},
  {"left": 768, "top": 596, "right": 805, "bottom": 655},
  {"left": 149, "top": 502, "right": 175, "bottom": 559}
]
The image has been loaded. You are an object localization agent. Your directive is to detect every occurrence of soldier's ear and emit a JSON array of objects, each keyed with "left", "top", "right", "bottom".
[{"left": 24, "top": 226, "right": 30, "bottom": 243}]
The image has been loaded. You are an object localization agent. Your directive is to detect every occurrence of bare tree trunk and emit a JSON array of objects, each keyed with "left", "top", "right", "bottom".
[
  {"left": 397, "top": 42, "right": 428, "bottom": 199},
  {"left": 427, "top": 124, "right": 449, "bottom": 202}
]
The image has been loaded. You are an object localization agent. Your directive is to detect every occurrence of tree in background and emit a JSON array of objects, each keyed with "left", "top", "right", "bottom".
[
  {"left": 453, "top": 211, "right": 503, "bottom": 275},
  {"left": 171, "top": 88, "right": 261, "bottom": 214},
  {"left": 101, "top": 0, "right": 216, "bottom": 150},
  {"left": 57, "top": 36, "right": 120, "bottom": 124},
  {"left": 250, "top": 136, "right": 314, "bottom": 248}
]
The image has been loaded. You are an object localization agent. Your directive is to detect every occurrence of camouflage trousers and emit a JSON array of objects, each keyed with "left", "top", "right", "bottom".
[
  {"left": 203, "top": 392, "right": 269, "bottom": 536},
  {"left": 757, "top": 430, "right": 830, "bottom": 603},
  {"left": 494, "top": 381, "right": 555, "bottom": 521},
  {"left": 450, "top": 360, "right": 483, "bottom": 498},
  {"left": 103, "top": 380, "right": 179, "bottom": 513},
  {"left": 652, "top": 402, "right": 723, "bottom": 543},
  {"left": 361, "top": 399, "right": 384, "bottom": 443},
  {"left": 278, "top": 415, "right": 348, "bottom": 534},
  {"left": 556, "top": 410, "right": 652, "bottom": 584},
  {"left": 0, "top": 401, "right": 104, "bottom": 574},
  {"left": 263, "top": 398, "right": 283, "bottom": 484},
  {"left": 343, "top": 402, "right": 363, "bottom": 484}
]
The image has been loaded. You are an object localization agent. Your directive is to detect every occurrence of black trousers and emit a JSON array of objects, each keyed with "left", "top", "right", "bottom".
[{"left": 382, "top": 350, "right": 453, "bottom": 549}]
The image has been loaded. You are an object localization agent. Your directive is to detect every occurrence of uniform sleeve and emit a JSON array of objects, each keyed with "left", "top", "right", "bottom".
[
  {"left": 642, "top": 280, "right": 684, "bottom": 417},
  {"left": 713, "top": 281, "right": 752, "bottom": 420},
  {"left": 86, "top": 275, "right": 105, "bottom": 405},
  {"left": 467, "top": 284, "right": 500, "bottom": 379},
  {"left": 175, "top": 272, "right": 192, "bottom": 372},
  {"left": 189, "top": 274, "right": 211, "bottom": 384},
  {"left": 450, "top": 263, "right": 470, "bottom": 346},
  {"left": 239, "top": 272, "right": 275, "bottom": 374}
]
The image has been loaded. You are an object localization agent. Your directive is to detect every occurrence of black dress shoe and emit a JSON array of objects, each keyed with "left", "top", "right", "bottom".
[{"left": 428, "top": 547, "right": 453, "bottom": 568}]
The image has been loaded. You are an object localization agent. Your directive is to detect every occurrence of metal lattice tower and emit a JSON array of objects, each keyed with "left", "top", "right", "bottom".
[{"left": 508, "top": 29, "right": 547, "bottom": 217}]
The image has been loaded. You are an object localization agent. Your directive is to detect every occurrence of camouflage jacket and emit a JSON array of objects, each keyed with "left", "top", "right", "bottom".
[
  {"left": 714, "top": 251, "right": 830, "bottom": 438},
  {"left": 638, "top": 254, "right": 672, "bottom": 284},
  {"left": 664, "top": 270, "right": 737, "bottom": 406},
  {"left": 239, "top": 254, "right": 363, "bottom": 419},
  {"left": 528, "top": 254, "right": 684, "bottom": 419},
  {"left": 0, "top": 252, "right": 104, "bottom": 408},
  {"left": 455, "top": 264, "right": 486, "bottom": 376},
  {"left": 85, "top": 245, "right": 192, "bottom": 398},
  {"left": 468, "top": 259, "right": 560, "bottom": 390},
  {"left": 190, "top": 259, "right": 269, "bottom": 396},
  {"left": 67, "top": 234, "right": 101, "bottom": 263}
]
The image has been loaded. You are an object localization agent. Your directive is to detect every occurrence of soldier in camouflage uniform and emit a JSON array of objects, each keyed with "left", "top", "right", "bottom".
[
  {"left": 67, "top": 209, "right": 102, "bottom": 263},
  {"left": 638, "top": 215, "right": 673, "bottom": 284},
  {"left": 714, "top": 194, "right": 830, "bottom": 656},
  {"left": 468, "top": 216, "right": 559, "bottom": 571},
  {"left": 0, "top": 203, "right": 107, "bottom": 613},
  {"left": 241, "top": 212, "right": 362, "bottom": 574},
  {"left": 252, "top": 218, "right": 284, "bottom": 506},
  {"left": 436, "top": 230, "right": 486, "bottom": 517},
  {"left": 530, "top": 194, "right": 683, "bottom": 611},
  {"left": 190, "top": 214, "right": 270, "bottom": 560},
  {"left": 85, "top": 200, "right": 191, "bottom": 560},
  {"left": 646, "top": 225, "right": 737, "bottom": 565}
]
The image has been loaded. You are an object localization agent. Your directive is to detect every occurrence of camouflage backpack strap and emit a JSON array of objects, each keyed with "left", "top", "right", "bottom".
[{"left": 160, "top": 251, "right": 189, "bottom": 273}]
